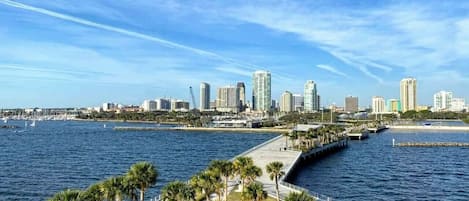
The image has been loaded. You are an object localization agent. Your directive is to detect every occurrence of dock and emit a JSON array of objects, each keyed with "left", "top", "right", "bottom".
[
  {"left": 229, "top": 135, "right": 348, "bottom": 201},
  {"left": 367, "top": 126, "right": 387, "bottom": 133},
  {"left": 396, "top": 142, "right": 469, "bottom": 147},
  {"left": 347, "top": 131, "right": 369, "bottom": 140}
]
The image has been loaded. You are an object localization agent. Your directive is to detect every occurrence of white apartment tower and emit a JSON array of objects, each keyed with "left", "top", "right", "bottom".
[
  {"left": 200, "top": 82, "right": 210, "bottom": 111},
  {"left": 304, "top": 80, "right": 319, "bottom": 112},
  {"left": 433, "top": 90, "right": 453, "bottom": 112},
  {"left": 280, "top": 91, "right": 293, "bottom": 113},
  {"left": 400, "top": 78, "right": 417, "bottom": 112},
  {"left": 252, "top": 70, "right": 271, "bottom": 111},
  {"left": 372, "top": 96, "right": 386, "bottom": 114}
]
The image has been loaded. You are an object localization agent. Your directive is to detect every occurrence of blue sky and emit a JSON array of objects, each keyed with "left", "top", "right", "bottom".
[{"left": 0, "top": 0, "right": 468, "bottom": 108}]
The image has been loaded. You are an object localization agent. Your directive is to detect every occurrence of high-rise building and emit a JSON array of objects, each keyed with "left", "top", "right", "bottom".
[
  {"left": 304, "top": 80, "right": 319, "bottom": 112},
  {"left": 200, "top": 82, "right": 210, "bottom": 111},
  {"left": 433, "top": 90, "right": 452, "bottom": 112},
  {"left": 252, "top": 70, "right": 271, "bottom": 111},
  {"left": 450, "top": 98, "right": 465, "bottom": 112},
  {"left": 387, "top": 99, "right": 401, "bottom": 113},
  {"left": 142, "top": 100, "right": 157, "bottom": 112},
  {"left": 345, "top": 96, "right": 359, "bottom": 112},
  {"left": 171, "top": 100, "right": 189, "bottom": 112},
  {"left": 400, "top": 78, "right": 417, "bottom": 112},
  {"left": 102, "top": 102, "right": 116, "bottom": 112},
  {"left": 372, "top": 96, "right": 386, "bottom": 114},
  {"left": 216, "top": 86, "right": 240, "bottom": 113},
  {"left": 237, "top": 82, "right": 246, "bottom": 111},
  {"left": 293, "top": 94, "right": 304, "bottom": 112},
  {"left": 280, "top": 91, "right": 293, "bottom": 113}
]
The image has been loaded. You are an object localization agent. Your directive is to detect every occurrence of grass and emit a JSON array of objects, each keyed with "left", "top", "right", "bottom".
[{"left": 227, "top": 191, "right": 277, "bottom": 201}]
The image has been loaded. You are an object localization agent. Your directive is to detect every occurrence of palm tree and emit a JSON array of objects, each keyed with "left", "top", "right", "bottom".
[
  {"left": 48, "top": 189, "right": 82, "bottom": 201},
  {"left": 208, "top": 160, "right": 234, "bottom": 201},
  {"left": 161, "top": 181, "right": 195, "bottom": 201},
  {"left": 126, "top": 161, "right": 158, "bottom": 201},
  {"left": 79, "top": 182, "right": 104, "bottom": 201},
  {"left": 243, "top": 165, "right": 262, "bottom": 185},
  {"left": 121, "top": 176, "right": 138, "bottom": 201},
  {"left": 284, "top": 191, "right": 315, "bottom": 201},
  {"left": 266, "top": 162, "right": 285, "bottom": 201},
  {"left": 190, "top": 171, "right": 219, "bottom": 201},
  {"left": 243, "top": 182, "right": 267, "bottom": 201},
  {"left": 101, "top": 176, "right": 125, "bottom": 201},
  {"left": 233, "top": 156, "right": 254, "bottom": 194}
]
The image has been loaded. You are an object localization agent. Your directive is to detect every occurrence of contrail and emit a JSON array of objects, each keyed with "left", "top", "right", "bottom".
[{"left": 0, "top": 0, "right": 272, "bottom": 74}]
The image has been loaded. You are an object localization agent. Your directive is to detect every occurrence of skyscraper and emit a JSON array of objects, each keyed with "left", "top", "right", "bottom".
[
  {"left": 293, "top": 94, "right": 304, "bottom": 112},
  {"left": 400, "top": 78, "right": 417, "bottom": 112},
  {"left": 280, "top": 91, "right": 293, "bottom": 113},
  {"left": 216, "top": 86, "right": 240, "bottom": 113},
  {"left": 345, "top": 96, "right": 359, "bottom": 112},
  {"left": 433, "top": 90, "right": 452, "bottom": 112},
  {"left": 252, "top": 70, "right": 271, "bottom": 111},
  {"left": 200, "top": 82, "right": 210, "bottom": 111},
  {"left": 372, "top": 96, "right": 385, "bottom": 114},
  {"left": 237, "top": 82, "right": 246, "bottom": 111},
  {"left": 304, "top": 80, "right": 319, "bottom": 112}
]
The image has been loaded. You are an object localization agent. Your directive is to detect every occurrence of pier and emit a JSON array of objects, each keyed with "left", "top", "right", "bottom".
[
  {"left": 367, "top": 126, "right": 388, "bottom": 133},
  {"left": 230, "top": 135, "right": 348, "bottom": 201},
  {"left": 396, "top": 142, "right": 469, "bottom": 147},
  {"left": 347, "top": 131, "right": 369, "bottom": 140}
]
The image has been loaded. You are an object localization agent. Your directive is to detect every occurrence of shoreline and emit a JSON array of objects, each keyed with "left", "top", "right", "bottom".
[
  {"left": 73, "top": 118, "right": 180, "bottom": 125},
  {"left": 114, "top": 126, "right": 290, "bottom": 134},
  {"left": 389, "top": 125, "right": 469, "bottom": 132}
]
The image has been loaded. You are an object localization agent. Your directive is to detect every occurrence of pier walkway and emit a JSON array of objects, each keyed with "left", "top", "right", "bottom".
[{"left": 229, "top": 135, "right": 346, "bottom": 201}]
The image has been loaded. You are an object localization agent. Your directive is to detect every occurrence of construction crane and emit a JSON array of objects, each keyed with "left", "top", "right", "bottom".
[{"left": 189, "top": 86, "right": 197, "bottom": 110}]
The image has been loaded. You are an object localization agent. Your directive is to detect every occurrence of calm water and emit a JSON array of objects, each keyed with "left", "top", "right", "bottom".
[
  {"left": 291, "top": 130, "right": 469, "bottom": 201},
  {"left": 0, "top": 120, "right": 276, "bottom": 200}
]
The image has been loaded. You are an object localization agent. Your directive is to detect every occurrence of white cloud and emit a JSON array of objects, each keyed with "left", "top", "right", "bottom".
[{"left": 316, "top": 64, "right": 348, "bottom": 77}]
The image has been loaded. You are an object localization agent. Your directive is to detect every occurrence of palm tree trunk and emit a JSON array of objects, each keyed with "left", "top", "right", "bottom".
[
  {"left": 140, "top": 189, "right": 144, "bottom": 201},
  {"left": 241, "top": 179, "right": 245, "bottom": 201},
  {"left": 224, "top": 176, "right": 229, "bottom": 201},
  {"left": 206, "top": 194, "right": 210, "bottom": 201},
  {"left": 275, "top": 177, "right": 280, "bottom": 201}
]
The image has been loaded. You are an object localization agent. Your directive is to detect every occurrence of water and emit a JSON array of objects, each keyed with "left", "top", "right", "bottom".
[
  {"left": 0, "top": 120, "right": 277, "bottom": 200},
  {"left": 290, "top": 131, "right": 469, "bottom": 201}
]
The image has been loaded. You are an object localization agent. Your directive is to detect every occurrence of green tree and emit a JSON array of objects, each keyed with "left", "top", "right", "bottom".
[
  {"left": 208, "top": 160, "right": 234, "bottom": 201},
  {"left": 190, "top": 171, "right": 219, "bottom": 201},
  {"left": 233, "top": 156, "right": 254, "bottom": 195},
  {"left": 161, "top": 181, "right": 195, "bottom": 201},
  {"left": 79, "top": 183, "right": 104, "bottom": 201},
  {"left": 284, "top": 191, "right": 315, "bottom": 201},
  {"left": 243, "top": 165, "right": 263, "bottom": 186},
  {"left": 48, "top": 189, "right": 82, "bottom": 201},
  {"left": 101, "top": 177, "right": 125, "bottom": 201},
  {"left": 243, "top": 182, "right": 267, "bottom": 201},
  {"left": 126, "top": 162, "right": 158, "bottom": 201},
  {"left": 266, "top": 162, "right": 285, "bottom": 201}
]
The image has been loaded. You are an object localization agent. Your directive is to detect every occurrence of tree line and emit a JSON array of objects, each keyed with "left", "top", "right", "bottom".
[{"left": 49, "top": 158, "right": 316, "bottom": 201}]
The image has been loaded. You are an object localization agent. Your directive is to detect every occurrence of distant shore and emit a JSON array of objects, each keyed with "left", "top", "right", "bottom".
[
  {"left": 114, "top": 126, "right": 289, "bottom": 134},
  {"left": 389, "top": 125, "right": 469, "bottom": 132},
  {"left": 73, "top": 118, "right": 180, "bottom": 125}
]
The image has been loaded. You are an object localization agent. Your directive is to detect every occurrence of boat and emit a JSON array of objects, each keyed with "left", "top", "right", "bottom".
[
  {"left": 423, "top": 122, "right": 432, "bottom": 126},
  {"left": 2, "top": 117, "right": 8, "bottom": 124},
  {"left": 30, "top": 120, "right": 36, "bottom": 127}
]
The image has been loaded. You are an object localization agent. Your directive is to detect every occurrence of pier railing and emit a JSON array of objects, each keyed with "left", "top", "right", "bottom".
[{"left": 280, "top": 181, "right": 332, "bottom": 201}]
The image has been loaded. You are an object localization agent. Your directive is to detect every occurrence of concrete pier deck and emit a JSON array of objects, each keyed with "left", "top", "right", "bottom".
[{"left": 230, "top": 135, "right": 347, "bottom": 201}]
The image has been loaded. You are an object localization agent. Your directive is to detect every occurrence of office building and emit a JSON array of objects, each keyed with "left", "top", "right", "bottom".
[
  {"left": 345, "top": 96, "right": 359, "bottom": 113},
  {"left": 237, "top": 82, "right": 246, "bottom": 111},
  {"left": 216, "top": 86, "right": 240, "bottom": 113},
  {"left": 200, "top": 82, "right": 210, "bottom": 111},
  {"left": 387, "top": 99, "right": 401, "bottom": 113},
  {"left": 155, "top": 98, "right": 171, "bottom": 111},
  {"left": 304, "top": 80, "right": 319, "bottom": 112},
  {"left": 171, "top": 100, "right": 190, "bottom": 112},
  {"left": 293, "top": 94, "right": 304, "bottom": 112},
  {"left": 433, "top": 90, "right": 452, "bottom": 112},
  {"left": 280, "top": 91, "right": 293, "bottom": 112},
  {"left": 372, "top": 96, "right": 386, "bottom": 114},
  {"left": 252, "top": 70, "right": 271, "bottom": 111},
  {"left": 400, "top": 78, "right": 417, "bottom": 112},
  {"left": 102, "top": 102, "right": 116, "bottom": 112},
  {"left": 142, "top": 100, "right": 157, "bottom": 112}
]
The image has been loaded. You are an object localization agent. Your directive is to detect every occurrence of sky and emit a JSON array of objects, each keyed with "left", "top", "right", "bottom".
[{"left": 0, "top": 0, "right": 468, "bottom": 108}]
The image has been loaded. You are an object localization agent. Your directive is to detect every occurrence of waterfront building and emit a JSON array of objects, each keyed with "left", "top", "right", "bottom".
[
  {"left": 304, "top": 80, "right": 319, "bottom": 112},
  {"left": 252, "top": 70, "right": 271, "bottom": 111},
  {"left": 171, "top": 100, "right": 190, "bottom": 112},
  {"left": 450, "top": 98, "right": 466, "bottom": 112},
  {"left": 293, "top": 94, "right": 304, "bottom": 112},
  {"left": 433, "top": 90, "right": 452, "bottom": 112},
  {"left": 387, "top": 99, "right": 401, "bottom": 113},
  {"left": 280, "top": 91, "right": 293, "bottom": 113},
  {"left": 210, "top": 101, "right": 217, "bottom": 110},
  {"left": 372, "top": 96, "right": 386, "bottom": 114},
  {"left": 142, "top": 100, "right": 157, "bottom": 112},
  {"left": 155, "top": 98, "right": 171, "bottom": 111},
  {"left": 237, "top": 82, "right": 246, "bottom": 111},
  {"left": 345, "top": 96, "right": 359, "bottom": 113},
  {"left": 417, "top": 105, "right": 430, "bottom": 112},
  {"left": 216, "top": 86, "right": 240, "bottom": 113},
  {"left": 400, "top": 77, "right": 417, "bottom": 112},
  {"left": 102, "top": 102, "right": 116, "bottom": 112},
  {"left": 199, "top": 82, "right": 210, "bottom": 111}
]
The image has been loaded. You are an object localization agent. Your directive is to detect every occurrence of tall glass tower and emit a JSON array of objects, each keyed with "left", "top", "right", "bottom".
[{"left": 252, "top": 70, "right": 271, "bottom": 111}]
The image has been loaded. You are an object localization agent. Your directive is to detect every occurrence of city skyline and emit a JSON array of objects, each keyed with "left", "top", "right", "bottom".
[{"left": 1, "top": 0, "right": 469, "bottom": 108}]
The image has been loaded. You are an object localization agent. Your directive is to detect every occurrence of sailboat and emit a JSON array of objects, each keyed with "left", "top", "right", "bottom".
[
  {"left": 30, "top": 120, "right": 36, "bottom": 127},
  {"left": 2, "top": 117, "right": 7, "bottom": 124}
]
